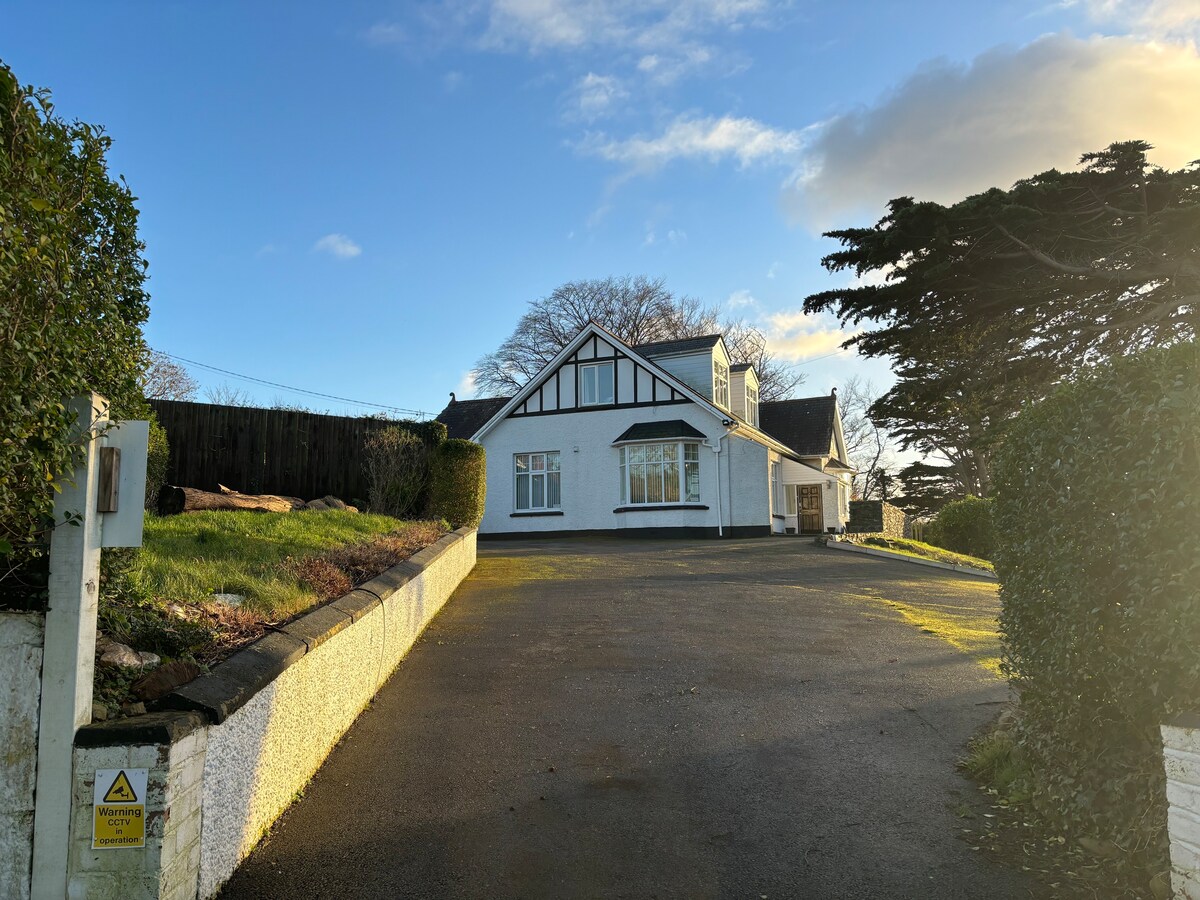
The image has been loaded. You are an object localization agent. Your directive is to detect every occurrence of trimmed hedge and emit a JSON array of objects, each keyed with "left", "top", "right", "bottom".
[
  {"left": 427, "top": 439, "right": 486, "bottom": 528},
  {"left": 993, "top": 342, "right": 1200, "bottom": 867},
  {"left": 925, "top": 495, "right": 994, "bottom": 560},
  {"left": 145, "top": 417, "right": 169, "bottom": 509}
]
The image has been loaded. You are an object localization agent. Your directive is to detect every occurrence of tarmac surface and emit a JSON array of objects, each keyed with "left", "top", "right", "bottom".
[{"left": 219, "top": 537, "right": 1038, "bottom": 899}]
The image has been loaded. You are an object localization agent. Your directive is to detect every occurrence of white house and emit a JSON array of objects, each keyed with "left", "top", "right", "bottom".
[{"left": 438, "top": 322, "right": 854, "bottom": 539}]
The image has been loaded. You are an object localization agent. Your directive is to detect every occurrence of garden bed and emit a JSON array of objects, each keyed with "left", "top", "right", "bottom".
[{"left": 95, "top": 510, "right": 448, "bottom": 716}]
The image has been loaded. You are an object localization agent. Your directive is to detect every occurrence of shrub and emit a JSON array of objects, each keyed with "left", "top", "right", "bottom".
[
  {"left": 427, "top": 439, "right": 486, "bottom": 528},
  {"left": 925, "top": 495, "right": 994, "bottom": 560},
  {"left": 992, "top": 342, "right": 1200, "bottom": 870},
  {"left": 0, "top": 63, "right": 150, "bottom": 593},
  {"left": 145, "top": 416, "right": 169, "bottom": 509},
  {"left": 363, "top": 426, "right": 435, "bottom": 517}
]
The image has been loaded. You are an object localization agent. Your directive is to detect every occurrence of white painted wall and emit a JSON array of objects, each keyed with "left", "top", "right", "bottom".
[
  {"left": 0, "top": 613, "right": 43, "bottom": 900},
  {"left": 780, "top": 458, "right": 849, "bottom": 533},
  {"left": 479, "top": 404, "right": 780, "bottom": 535},
  {"left": 1163, "top": 720, "right": 1200, "bottom": 899}
]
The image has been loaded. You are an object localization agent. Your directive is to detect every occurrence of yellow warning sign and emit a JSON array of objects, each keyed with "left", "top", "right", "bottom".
[
  {"left": 92, "top": 768, "right": 147, "bottom": 850},
  {"left": 103, "top": 770, "right": 138, "bottom": 803}
]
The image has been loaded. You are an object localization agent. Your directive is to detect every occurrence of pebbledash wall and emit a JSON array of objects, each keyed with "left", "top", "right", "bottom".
[
  {"left": 1164, "top": 714, "right": 1200, "bottom": 899},
  {"left": 0, "top": 612, "right": 43, "bottom": 900},
  {"left": 65, "top": 527, "right": 476, "bottom": 900}
]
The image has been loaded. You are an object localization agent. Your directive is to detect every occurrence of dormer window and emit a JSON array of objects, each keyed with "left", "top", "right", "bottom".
[
  {"left": 713, "top": 360, "right": 730, "bottom": 409},
  {"left": 746, "top": 386, "right": 759, "bottom": 427},
  {"left": 580, "top": 362, "right": 614, "bottom": 406}
]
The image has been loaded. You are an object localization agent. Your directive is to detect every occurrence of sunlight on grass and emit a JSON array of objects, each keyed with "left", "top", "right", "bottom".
[
  {"left": 134, "top": 510, "right": 435, "bottom": 619},
  {"left": 854, "top": 536, "right": 994, "bottom": 572}
]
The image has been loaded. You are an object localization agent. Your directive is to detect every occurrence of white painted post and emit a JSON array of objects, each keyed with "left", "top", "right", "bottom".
[{"left": 29, "top": 394, "right": 108, "bottom": 900}]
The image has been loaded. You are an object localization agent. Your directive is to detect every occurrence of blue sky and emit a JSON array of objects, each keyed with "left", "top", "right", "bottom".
[{"left": 5, "top": 1, "right": 1199, "bottom": 417}]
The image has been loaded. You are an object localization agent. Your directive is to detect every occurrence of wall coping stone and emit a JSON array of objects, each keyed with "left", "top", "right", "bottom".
[
  {"left": 78, "top": 527, "right": 474, "bottom": 736},
  {"left": 74, "top": 711, "right": 208, "bottom": 748}
]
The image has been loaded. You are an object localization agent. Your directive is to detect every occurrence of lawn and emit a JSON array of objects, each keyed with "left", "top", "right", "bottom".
[
  {"left": 851, "top": 535, "right": 995, "bottom": 573},
  {"left": 97, "top": 510, "right": 448, "bottom": 685}
]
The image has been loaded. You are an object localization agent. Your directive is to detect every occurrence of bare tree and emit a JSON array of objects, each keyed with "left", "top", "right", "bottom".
[
  {"left": 838, "top": 376, "right": 897, "bottom": 500},
  {"left": 474, "top": 276, "right": 803, "bottom": 400},
  {"left": 204, "top": 382, "right": 253, "bottom": 406},
  {"left": 143, "top": 350, "right": 198, "bottom": 400}
]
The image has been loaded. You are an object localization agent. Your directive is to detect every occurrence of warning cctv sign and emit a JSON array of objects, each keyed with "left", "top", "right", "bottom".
[{"left": 92, "top": 768, "right": 147, "bottom": 849}]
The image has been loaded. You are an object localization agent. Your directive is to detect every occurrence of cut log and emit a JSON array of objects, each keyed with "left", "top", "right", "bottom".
[{"left": 157, "top": 484, "right": 306, "bottom": 515}]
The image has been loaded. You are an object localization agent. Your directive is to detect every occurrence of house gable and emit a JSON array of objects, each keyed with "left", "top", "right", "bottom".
[{"left": 471, "top": 322, "right": 729, "bottom": 442}]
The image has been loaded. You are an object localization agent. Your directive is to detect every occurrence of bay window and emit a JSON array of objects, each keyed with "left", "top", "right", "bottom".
[
  {"left": 514, "top": 451, "right": 560, "bottom": 511},
  {"left": 619, "top": 442, "right": 701, "bottom": 505}
]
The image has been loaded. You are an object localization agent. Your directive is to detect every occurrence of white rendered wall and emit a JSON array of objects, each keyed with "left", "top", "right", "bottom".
[
  {"left": 1163, "top": 721, "right": 1200, "bottom": 899},
  {"left": 0, "top": 613, "right": 44, "bottom": 900},
  {"left": 480, "top": 405, "right": 729, "bottom": 534},
  {"left": 780, "top": 458, "right": 848, "bottom": 533}
]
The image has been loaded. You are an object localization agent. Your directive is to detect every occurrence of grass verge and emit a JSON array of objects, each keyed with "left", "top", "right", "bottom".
[{"left": 851, "top": 535, "right": 995, "bottom": 572}]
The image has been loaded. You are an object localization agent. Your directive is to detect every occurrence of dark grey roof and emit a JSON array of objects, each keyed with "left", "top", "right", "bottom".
[
  {"left": 613, "top": 420, "right": 706, "bottom": 444},
  {"left": 632, "top": 334, "right": 723, "bottom": 358},
  {"left": 436, "top": 396, "right": 510, "bottom": 440},
  {"left": 730, "top": 363, "right": 754, "bottom": 373},
  {"left": 758, "top": 396, "right": 837, "bottom": 457}
]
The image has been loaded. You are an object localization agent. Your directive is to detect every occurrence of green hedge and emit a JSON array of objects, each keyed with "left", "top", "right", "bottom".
[
  {"left": 992, "top": 342, "right": 1200, "bottom": 865},
  {"left": 426, "top": 439, "right": 486, "bottom": 528},
  {"left": 145, "top": 417, "right": 169, "bottom": 509},
  {"left": 924, "top": 495, "right": 994, "bottom": 560}
]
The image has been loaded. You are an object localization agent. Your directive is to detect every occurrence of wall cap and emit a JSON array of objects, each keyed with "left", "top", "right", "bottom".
[{"left": 74, "top": 710, "right": 208, "bottom": 748}]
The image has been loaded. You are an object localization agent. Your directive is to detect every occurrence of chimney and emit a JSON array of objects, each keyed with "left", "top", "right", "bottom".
[
  {"left": 449, "top": 392, "right": 457, "bottom": 403},
  {"left": 831, "top": 387, "right": 838, "bottom": 399}
]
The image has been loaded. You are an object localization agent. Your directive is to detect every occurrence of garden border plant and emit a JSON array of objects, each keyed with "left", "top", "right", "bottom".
[{"left": 991, "top": 341, "right": 1200, "bottom": 886}]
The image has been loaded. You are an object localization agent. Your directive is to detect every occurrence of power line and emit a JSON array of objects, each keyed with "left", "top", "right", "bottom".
[{"left": 163, "top": 353, "right": 431, "bottom": 418}]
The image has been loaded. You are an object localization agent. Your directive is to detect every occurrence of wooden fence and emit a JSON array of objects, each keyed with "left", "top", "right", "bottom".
[{"left": 149, "top": 400, "right": 440, "bottom": 504}]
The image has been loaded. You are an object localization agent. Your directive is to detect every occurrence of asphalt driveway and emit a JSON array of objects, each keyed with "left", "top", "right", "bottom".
[{"left": 220, "top": 538, "right": 1035, "bottom": 899}]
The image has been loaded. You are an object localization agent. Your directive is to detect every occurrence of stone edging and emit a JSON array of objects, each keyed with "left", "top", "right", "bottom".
[
  {"left": 827, "top": 539, "right": 998, "bottom": 580},
  {"left": 75, "top": 527, "right": 475, "bottom": 746}
]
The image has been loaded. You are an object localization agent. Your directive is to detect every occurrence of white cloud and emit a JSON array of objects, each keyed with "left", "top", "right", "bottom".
[
  {"left": 784, "top": 34, "right": 1200, "bottom": 229},
  {"left": 312, "top": 234, "right": 362, "bottom": 259},
  {"left": 1075, "top": 0, "right": 1200, "bottom": 36},
  {"left": 582, "top": 114, "right": 808, "bottom": 172},
  {"left": 727, "top": 288, "right": 758, "bottom": 309},
  {"left": 766, "top": 261, "right": 780, "bottom": 279},
  {"left": 255, "top": 243, "right": 280, "bottom": 257},
  {"left": 764, "top": 311, "right": 855, "bottom": 362},
  {"left": 454, "top": 370, "right": 478, "bottom": 401},
  {"left": 568, "top": 73, "right": 628, "bottom": 121},
  {"left": 666, "top": 228, "right": 687, "bottom": 245},
  {"left": 363, "top": 22, "right": 406, "bottom": 45}
]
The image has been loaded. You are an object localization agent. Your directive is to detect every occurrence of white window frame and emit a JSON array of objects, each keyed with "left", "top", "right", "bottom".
[
  {"left": 618, "top": 441, "right": 701, "bottom": 506},
  {"left": 746, "top": 385, "right": 759, "bottom": 427},
  {"left": 579, "top": 362, "right": 614, "bottom": 406},
  {"left": 514, "top": 451, "right": 561, "bottom": 511},
  {"left": 770, "top": 460, "right": 782, "bottom": 516},
  {"left": 713, "top": 360, "right": 729, "bottom": 409}
]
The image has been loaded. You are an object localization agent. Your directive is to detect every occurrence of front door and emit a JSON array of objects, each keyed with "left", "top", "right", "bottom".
[{"left": 799, "top": 485, "right": 823, "bottom": 534}]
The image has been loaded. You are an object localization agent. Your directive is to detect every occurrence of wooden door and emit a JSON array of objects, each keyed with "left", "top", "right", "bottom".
[{"left": 799, "top": 485, "right": 823, "bottom": 534}]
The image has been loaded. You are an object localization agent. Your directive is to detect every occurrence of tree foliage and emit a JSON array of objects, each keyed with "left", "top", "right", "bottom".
[
  {"left": 836, "top": 376, "right": 895, "bottom": 500},
  {"left": 473, "top": 276, "right": 804, "bottom": 401},
  {"left": 806, "top": 141, "right": 1198, "bottom": 502},
  {"left": 923, "top": 495, "right": 994, "bottom": 560},
  {"left": 0, "top": 62, "right": 150, "bottom": 592},
  {"left": 427, "top": 439, "right": 486, "bottom": 528},
  {"left": 993, "top": 342, "right": 1199, "bottom": 873}
]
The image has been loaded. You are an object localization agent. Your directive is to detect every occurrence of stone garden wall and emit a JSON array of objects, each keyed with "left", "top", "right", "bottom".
[{"left": 847, "top": 500, "right": 909, "bottom": 538}]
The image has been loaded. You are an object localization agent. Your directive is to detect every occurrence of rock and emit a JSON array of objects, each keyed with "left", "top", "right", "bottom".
[
  {"left": 137, "top": 651, "right": 160, "bottom": 668},
  {"left": 305, "top": 495, "right": 358, "bottom": 512},
  {"left": 211, "top": 593, "right": 245, "bottom": 607},
  {"left": 120, "top": 701, "right": 147, "bottom": 717},
  {"left": 305, "top": 499, "right": 331, "bottom": 511},
  {"left": 99, "top": 642, "right": 144, "bottom": 669},
  {"left": 132, "top": 660, "right": 202, "bottom": 702},
  {"left": 92, "top": 701, "right": 109, "bottom": 722},
  {"left": 96, "top": 632, "right": 113, "bottom": 653}
]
